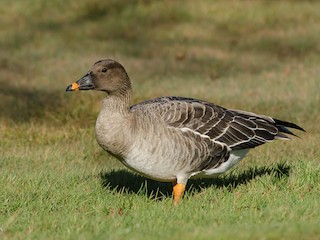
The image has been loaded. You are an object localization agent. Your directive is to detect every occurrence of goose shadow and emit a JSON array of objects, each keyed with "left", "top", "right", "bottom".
[{"left": 100, "top": 163, "right": 290, "bottom": 200}]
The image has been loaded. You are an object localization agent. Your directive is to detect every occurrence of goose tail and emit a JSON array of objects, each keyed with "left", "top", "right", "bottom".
[{"left": 274, "top": 119, "right": 305, "bottom": 139}]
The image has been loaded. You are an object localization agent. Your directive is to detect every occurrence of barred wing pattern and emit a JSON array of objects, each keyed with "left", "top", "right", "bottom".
[{"left": 131, "top": 96, "right": 304, "bottom": 150}]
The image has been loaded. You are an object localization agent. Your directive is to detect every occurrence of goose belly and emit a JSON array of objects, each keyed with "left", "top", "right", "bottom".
[
  {"left": 124, "top": 140, "right": 184, "bottom": 182},
  {"left": 123, "top": 128, "right": 197, "bottom": 182},
  {"left": 124, "top": 153, "right": 176, "bottom": 182}
]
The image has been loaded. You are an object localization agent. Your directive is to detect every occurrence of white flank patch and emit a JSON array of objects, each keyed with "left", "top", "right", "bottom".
[{"left": 192, "top": 149, "right": 249, "bottom": 178}]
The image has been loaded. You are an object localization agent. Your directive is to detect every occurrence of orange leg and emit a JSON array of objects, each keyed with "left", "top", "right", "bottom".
[{"left": 173, "top": 182, "right": 186, "bottom": 206}]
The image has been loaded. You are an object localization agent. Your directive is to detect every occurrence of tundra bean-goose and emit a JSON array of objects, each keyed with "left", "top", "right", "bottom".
[{"left": 66, "top": 59, "right": 305, "bottom": 205}]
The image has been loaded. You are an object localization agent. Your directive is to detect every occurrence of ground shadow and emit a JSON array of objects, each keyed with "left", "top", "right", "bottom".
[
  {"left": 100, "top": 163, "right": 290, "bottom": 200},
  {"left": 0, "top": 82, "right": 63, "bottom": 123},
  {"left": 0, "top": 80, "right": 97, "bottom": 124}
]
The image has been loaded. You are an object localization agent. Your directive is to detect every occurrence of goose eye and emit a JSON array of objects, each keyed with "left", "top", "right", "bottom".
[{"left": 101, "top": 68, "right": 107, "bottom": 73}]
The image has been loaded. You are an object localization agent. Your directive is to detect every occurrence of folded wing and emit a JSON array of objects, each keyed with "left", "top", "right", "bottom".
[{"left": 131, "top": 96, "right": 304, "bottom": 150}]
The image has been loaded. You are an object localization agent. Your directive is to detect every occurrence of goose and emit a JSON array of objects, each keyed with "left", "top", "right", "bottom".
[{"left": 66, "top": 59, "right": 305, "bottom": 205}]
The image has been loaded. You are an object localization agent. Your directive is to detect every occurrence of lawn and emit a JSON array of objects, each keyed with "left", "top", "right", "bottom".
[{"left": 1, "top": 0, "right": 320, "bottom": 239}]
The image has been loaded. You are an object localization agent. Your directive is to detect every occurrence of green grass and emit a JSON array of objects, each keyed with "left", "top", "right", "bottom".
[{"left": 1, "top": 0, "right": 320, "bottom": 239}]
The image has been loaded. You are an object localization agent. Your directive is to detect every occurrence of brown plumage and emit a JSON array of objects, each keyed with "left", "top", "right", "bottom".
[{"left": 66, "top": 59, "right": 305, "bottom": 205}]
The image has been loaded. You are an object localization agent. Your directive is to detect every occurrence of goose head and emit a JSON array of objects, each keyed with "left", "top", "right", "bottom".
[{"left": 66, "top": 59, "right": 131, "bottom": 95}]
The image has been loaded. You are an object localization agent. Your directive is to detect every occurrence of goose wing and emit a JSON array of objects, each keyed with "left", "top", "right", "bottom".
[{"left": 131, "top": 96, "right": 304, "bottom": 150}]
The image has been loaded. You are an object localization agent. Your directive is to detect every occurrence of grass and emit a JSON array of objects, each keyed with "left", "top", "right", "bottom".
[{"left": 1, "top": 0, "right": 320, "bottom": 239}]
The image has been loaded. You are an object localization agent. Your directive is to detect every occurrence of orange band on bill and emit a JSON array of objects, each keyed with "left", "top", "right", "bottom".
[{"left": 72, "top": 82, "right": 79, "bottom": 91}]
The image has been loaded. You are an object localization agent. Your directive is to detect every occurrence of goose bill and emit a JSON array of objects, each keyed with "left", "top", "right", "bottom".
[{"left": 66, "top": 72, "right": 95, "bottom": 91}]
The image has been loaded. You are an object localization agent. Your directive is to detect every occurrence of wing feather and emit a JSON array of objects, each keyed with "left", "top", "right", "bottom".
[{"left": 130, "top": 96, "right": 304, "bottom": 150}]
